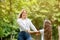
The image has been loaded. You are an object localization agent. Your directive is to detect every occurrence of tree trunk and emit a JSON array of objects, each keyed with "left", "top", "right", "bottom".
[
  {"left": 10, "top": 34, "right": 13, "bottom": 40},
  {"left": 1, "top": 37, "right": 2, "bottom": 40},
  {"left": 58, "top": 25, "right": 60, "bottom": 40}
]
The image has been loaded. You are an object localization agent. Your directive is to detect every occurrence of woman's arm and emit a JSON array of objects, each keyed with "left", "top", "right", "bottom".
[
  {"left": 29, "top": 20, "right": 41, "bottom": 34},
  {"left": 29, "top": 20, "right": 38, "bottom": 32}
]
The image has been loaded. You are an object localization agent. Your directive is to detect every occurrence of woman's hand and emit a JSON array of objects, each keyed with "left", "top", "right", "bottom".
[
  {"left": 26, "top": 30, "right": 40, "bottom": 35},
  {"left": 27, "top": 30, "right": 35, "bottom": 34},
  {"left": 35, "top": 31, "right": 40, "bottom": 36},
  {"left": 27, "top": 30, "right": 40, "bottom": 34},
  {"left": 26, "top": 30, "right": 34, "bottom": 34}
]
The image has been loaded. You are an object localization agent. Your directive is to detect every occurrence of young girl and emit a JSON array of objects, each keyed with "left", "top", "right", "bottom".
[
  {"left": 39, "top": 19, "right": 52, "bottom": 40},
  {"left": 17, "top": 9, "right": 38, "bottom": 40}
]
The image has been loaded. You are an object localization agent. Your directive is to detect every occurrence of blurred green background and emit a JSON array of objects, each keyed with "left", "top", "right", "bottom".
[{"left": 0, "top": 0, "right": 60, "bottom": 40}]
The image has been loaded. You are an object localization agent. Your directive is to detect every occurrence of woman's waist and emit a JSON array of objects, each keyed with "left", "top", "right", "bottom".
[{"left": 20, "top": 28, "right": 30, "bottom": 31}]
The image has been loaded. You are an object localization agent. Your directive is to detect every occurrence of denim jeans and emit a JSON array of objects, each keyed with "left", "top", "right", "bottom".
[{"left": 17, "top": 31, "right": 32, "bottom": 40}]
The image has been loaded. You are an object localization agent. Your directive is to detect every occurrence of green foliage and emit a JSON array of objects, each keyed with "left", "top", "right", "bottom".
[
  {"left": 0, "top": 27, "right": 4, "bottom": 37},
  {"left": 0, "top": 0, "right": 60, "bottom": 40}
]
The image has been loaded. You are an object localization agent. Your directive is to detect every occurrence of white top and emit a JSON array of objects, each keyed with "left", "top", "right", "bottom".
[
  {"left": 39, "top": 29, "right": 44, "bottom": 40},
  {"left": 17, "top": 18, "right": 37, "bottom": 32}
]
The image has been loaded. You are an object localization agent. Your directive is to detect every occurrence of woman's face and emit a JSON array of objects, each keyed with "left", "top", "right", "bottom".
[{"left": 22, "top": 11, "right": 27, "bottom": 19}]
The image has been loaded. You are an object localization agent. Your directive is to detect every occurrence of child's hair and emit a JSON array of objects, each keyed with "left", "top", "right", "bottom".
[{"left": 44, "top": 19, "right": 52, "bottom": 40}]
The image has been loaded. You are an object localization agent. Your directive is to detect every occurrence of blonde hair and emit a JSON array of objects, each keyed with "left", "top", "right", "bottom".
[{"left": 18, "top": 9, "right": 27, "bottom": 18}]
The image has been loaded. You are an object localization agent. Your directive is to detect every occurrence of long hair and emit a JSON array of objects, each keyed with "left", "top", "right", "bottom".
[
  {"left": 18, "top": 9, "right": 26, "bottom": 18},
  {"left": 44, "top": 19, "right": 52, "bottom": 40}
]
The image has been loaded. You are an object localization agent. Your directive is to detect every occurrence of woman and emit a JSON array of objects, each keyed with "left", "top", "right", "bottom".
[{"left": 17, "top": 9, "right": 38, "bottom": 40}]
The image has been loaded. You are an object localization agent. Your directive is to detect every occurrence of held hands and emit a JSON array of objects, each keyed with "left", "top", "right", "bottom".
[
  {"left": 35, "top": 31, "right": 40, "bottom": 36},
  {"left": 27, "top": 30, "right": 40, "bottom": 35}
]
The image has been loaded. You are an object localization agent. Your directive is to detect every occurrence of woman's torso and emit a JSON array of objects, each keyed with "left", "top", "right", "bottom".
[{"left": 17, "top": 18, "right": 31, "bottom": 31}]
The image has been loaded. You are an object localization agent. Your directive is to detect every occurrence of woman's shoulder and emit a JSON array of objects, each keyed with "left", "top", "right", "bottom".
[
  {"left": 17, "top": 18, "right": 22, "bottom": 22},
  {"left": 26, "top": 18, "right": 31, "bottom": 21},
  {"left": 17, "top": 18, "right": 31, "bottom": 22}
]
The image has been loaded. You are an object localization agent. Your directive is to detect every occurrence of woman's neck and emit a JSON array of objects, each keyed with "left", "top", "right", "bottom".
[{"left": 21, "top": 18, "right": 27, "bottom": 20}]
